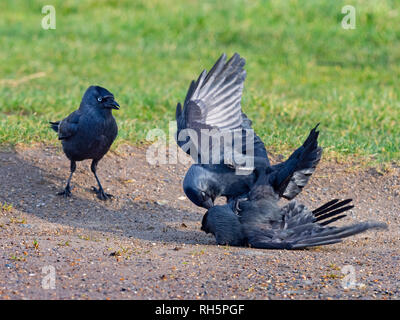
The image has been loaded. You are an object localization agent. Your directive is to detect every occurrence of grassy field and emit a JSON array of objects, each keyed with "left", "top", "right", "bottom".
[{"left": 0, "top": 0, "right": 399, "bottom": 164}]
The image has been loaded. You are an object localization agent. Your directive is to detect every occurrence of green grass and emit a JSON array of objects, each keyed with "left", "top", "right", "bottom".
[{"left": 0, "top": 0, "right": 399, "bottom": 164}]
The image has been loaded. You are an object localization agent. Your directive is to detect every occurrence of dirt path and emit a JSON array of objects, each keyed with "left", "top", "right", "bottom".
[{"left": 0, "top": 145, "right": 399, "bottom": 300}]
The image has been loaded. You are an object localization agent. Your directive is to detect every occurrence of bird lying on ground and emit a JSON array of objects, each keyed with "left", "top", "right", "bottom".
[
  {"left": 50, "top": 85, "right": 119, "bottom": 200},
  {"left": 176, "top": 53, "right": 321, "bottom": 209},
  {"left": 201, "top": 167, "right": 387, "bottom": 249}
]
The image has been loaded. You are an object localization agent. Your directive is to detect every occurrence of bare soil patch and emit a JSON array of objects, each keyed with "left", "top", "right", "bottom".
[{"left": 0, "top": 145, "right": 399, "bottom": 299}]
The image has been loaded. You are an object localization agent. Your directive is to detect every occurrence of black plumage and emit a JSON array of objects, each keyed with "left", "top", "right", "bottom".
[
  {"left": 50, "top": 85, "right": 119, "bottom": 200},
  {"left": 176, "top": 53, "right": 322, "bottom": 209},
  {"left": 201, "top": 181, "right": 387, "bottom": 249}
]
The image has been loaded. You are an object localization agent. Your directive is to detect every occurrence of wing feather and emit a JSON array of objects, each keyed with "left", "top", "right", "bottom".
[
  {"left": 57, "top": 110, "right": 81, "bottom": 140},
  {"left": 244, "top": 199, "right": 387, "bottom": 249},
  {"left": 176, "top": 53, "right": 253, "bottom": 163}
]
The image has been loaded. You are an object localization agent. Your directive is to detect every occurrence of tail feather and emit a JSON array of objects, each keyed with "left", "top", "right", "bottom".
[
  {"left": 314, "top": 199, "right": 353, "bottom": 217},
  {"left": 315, "top": 205, "right": 354, "bottom": 223},
  {"left": 312, "top": 199, "right": 339, "bottom": 215},
  {"left": 271, "top": 124, "right": 323, "bottom": 200},
  {"left": 319, "top": 214, "right": 347, "bottom": 226},
  {"left": 313, "top": 199, "right": 354, "bottom": 225},
  {"left": 49, "top": 121, "right": 59, "bottom": 133}
]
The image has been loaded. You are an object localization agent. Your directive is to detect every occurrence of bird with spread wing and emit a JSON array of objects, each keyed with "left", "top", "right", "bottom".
[{"left": 176, "top": 53, "right": 322, "bottom": 209}]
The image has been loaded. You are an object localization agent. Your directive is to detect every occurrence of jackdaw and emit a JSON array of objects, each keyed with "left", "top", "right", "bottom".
[
  {"left": 175, "top": 53, "right": 321, "bottom": 209},
  {"left": 50, "top": 85, "right": 119, "bottom": 200},
  {"left": 201, "top": 176, "right": 387, "bottom": 249}
]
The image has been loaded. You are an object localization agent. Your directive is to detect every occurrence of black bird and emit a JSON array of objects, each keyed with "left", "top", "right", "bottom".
[
  {"left": 201, "top": 178, "right": 387, "bottom": 249},
  {"left": 50, "top": 85, "right": 119, "bottom": 200},
  {"left": 176, "top": 53, "right": 321, "bottom": 209}
]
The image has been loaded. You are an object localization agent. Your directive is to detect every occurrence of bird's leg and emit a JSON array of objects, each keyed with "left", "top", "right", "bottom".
[
  {"left": 58, "top": 160, "right": 76, "bottom": 198},
  {"left": 90, "top": 160, "right": 113, "bottom": 201}
]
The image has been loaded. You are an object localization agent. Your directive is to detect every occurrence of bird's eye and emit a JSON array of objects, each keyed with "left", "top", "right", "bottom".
[
  {"left": 201, "top": 191, "right": 207, "bottom": 200},
  {"left": 97, "top": 97, "right": 102, "bottom": 102}
]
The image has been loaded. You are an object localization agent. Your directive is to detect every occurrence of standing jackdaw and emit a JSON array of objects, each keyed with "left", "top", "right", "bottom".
[
  {"left": 50, "top": 85, "right": 119, "bottom": 200},
  {"left": 176, "top": 53, "right": 321, "bottom": 209}
]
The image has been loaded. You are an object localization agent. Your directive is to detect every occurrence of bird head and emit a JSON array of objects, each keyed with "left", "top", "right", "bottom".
[
  {"left": 182, "top": 165, "right": 218, "bottom": 209},
  {"left": 81, "top": 85, "right": 120, "bottom": 111},
  {"left": 184, "top": 186, "right": 214, "bottom": 209},
  {"left": 201, "top": 205, "right": 243, "bottom": 246}
]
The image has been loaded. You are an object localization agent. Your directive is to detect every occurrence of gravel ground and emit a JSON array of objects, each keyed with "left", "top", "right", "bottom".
[{"left": 0, "top": 144, "right": 399, "bottom": 300}]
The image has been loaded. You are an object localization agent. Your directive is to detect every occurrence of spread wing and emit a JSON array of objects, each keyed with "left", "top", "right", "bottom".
[
  {"left": 176, "top": 53, "right": 268, "bottom": 165},
  {"left": 52, "top": 110, "right": 81, "bottom": 140},
  {"left": 243, "top": 199, "right": 387, "bottom": 249}
]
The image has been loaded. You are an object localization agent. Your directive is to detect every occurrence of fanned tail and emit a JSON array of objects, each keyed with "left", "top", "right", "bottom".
[
  {"left": 49, "top": 121, "right": 60, "bottom": 133},
  {"left": 313, "top": 198, "right": 354, "bottom": 226},
  {"left": 271, "top": 124, "right": 322, "bottom": 200}
]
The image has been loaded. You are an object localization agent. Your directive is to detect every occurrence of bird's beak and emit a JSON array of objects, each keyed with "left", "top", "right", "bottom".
[
  {"left": 103, "top": 95, "right": 120, "bottom": 110},
  {"left": 106, "top": 100, "right": 120, "bottom": 110}
]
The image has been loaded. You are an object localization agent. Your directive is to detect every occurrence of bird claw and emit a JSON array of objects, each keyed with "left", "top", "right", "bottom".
[
  {"left": 57, "top": 187, "right": 72, "bottom": 198},
  {"left": 234, "top": 197, "right": 248, "bottom": 214},
  {"left": 91, "top": 186, "right": 113, "bottom": 201}
]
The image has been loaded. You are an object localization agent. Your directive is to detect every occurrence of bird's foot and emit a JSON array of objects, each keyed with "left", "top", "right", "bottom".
[
  {"left": 57, "top": 186, "right": 72, "bottom": 198},
  {"left": 234, "top": 197, "right": 248, "bottom": 214},
  {"left": 91, "top": 186, "right": 113, "bottom": 201}
]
